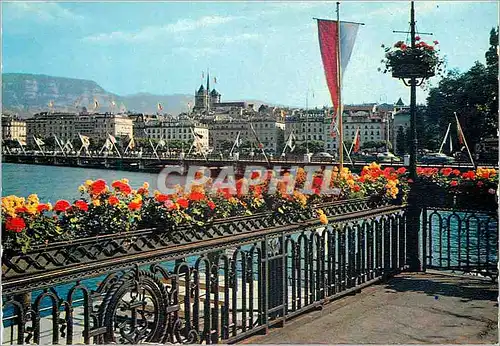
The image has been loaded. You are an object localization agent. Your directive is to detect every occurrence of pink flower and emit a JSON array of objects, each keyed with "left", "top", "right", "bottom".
[
  {"left": 433, "top": 40, "right": 439, "bottom": 45},
  {"left": 415, "top": 36, "right": 421, "bottom": 41}
]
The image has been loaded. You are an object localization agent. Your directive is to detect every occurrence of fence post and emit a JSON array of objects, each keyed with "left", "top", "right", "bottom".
[{"left": 406, "top": 186, "right": 422, "bottom": 271}]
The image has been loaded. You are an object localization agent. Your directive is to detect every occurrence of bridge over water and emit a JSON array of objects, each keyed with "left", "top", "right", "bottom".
[{"left": 2, "top": 153, "right": 494, "bottom": 174}]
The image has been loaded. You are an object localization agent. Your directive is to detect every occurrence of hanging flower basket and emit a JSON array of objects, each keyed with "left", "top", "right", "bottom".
[
  {"left": 379, "top": 38, "right": 444, "bottom": 80},
  {"left": 391, "top": 54, "right": 436, "bottom": 79}
]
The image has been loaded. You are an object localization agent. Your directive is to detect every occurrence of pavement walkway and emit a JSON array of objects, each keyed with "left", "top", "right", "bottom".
[{"left": 243, "top": 271, "right": 498, "bottom": 344}]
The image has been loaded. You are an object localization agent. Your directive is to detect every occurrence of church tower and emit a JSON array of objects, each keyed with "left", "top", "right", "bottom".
[{"left": 194, "top": 84, "right": 207, "bottom": 111}]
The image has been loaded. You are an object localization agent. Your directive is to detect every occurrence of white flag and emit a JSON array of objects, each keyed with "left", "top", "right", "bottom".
[
  {"left": 104, "top": 138, "right": 113, "bottom": 150},
  {"left": 79, "top": 134, "right": 90, "bottom": 148},
  {"left": 65, "top": 139, "right": 74, "bottom": 150},
  {"left": 108, "top": 133, "right": 117, "bottom": 144},
  {"left": 34, "top": 136, "right": 45, "bottom": 146}
]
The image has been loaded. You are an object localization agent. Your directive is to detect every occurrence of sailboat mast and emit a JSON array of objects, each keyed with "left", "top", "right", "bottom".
[{"left": 336, "top": 2, "right": 344, "bottom": 169}]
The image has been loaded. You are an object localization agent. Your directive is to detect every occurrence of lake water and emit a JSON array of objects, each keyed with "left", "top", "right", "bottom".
[{"left": 2, "top": 163, "right": 161, "bottom": 202}]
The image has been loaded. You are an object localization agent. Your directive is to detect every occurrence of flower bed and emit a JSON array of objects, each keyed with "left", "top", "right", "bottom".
[
  {"left": 380, "top": 37, "right": 444, "bottom": 79},
  {"left": 413, "top": 167, "right": 498, "bottom": 209},
  {"left": 2, "top": 163, "right": 409, "bottom": 255}
]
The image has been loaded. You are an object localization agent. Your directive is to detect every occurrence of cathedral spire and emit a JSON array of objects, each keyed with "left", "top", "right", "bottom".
[{"left": 206, "top": 69, "right": 210, "bottom": 93}]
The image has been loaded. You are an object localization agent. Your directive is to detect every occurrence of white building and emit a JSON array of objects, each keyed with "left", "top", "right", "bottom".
[
  {"left": 26, "top": 112, "right": 133, "bottom": 146},
  {"left": 134, "top": 118, "right": 209, "bottom": 151},
  {"left": 206, "top": 116, "right": 285, "bottom": 153},
  {"left": 2, "top": 115, "right": 26, "bottom": 143}
]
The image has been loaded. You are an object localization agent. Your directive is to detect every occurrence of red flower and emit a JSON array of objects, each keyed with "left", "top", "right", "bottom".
[
  {"left": 251, "top": 171, "right": 260, "bottom": 179},
  {"left": 313, "top": 176, "right": 323, "bottom": 188},
  {"left": 477, "top": 181, "right": 484, "bottom": 187},
  {"left": 156, "top": 194, "right": 170, "bottom": 203},
  {"left": 358, "top": 176, "right": 366, "bottom": 183},
  {"left": 15, "top": 206, "right": 29, "bottom": 213},
  {"left": 461, "top": 171, "right": 475, "bottom": 180},
  {"left": 400, "top": 43, "right": 408, "bottom": 51},
  {"left": 128, "top": 200, "right": 142, "bottom": 211},
  {"left": 189, "top": 191, "right": 205, "bottom": 201},
  {"left": 407, "top": 178, "right": 414, "bottom": 183},
  {"left": 37, "top": 204, "right": 51, "bottom": 213},
  {"left": 397, "top": 167, "right": 407, "bottom": 174},
  {"left": 165, "top": 200, "right": 176, "bottom": 210},
  {"left": 5, "top": 217, "right": 26, "bottom": 233},
  {"left": 452, "top": 169, "right": 461, "bottom": 176},
  {"left": 415, "top": 36, "right": 421, "bottom": 41},
  {"left": 91, "top": 179, "right": 107, "bottom": 195},
  {"left": 433, "top": 40, "right": 439, "bottom": 45},
  {"left": 112, "top": 181, "right": 132, "bottom": 195},
  {"left": 207, "top": 201, "right": 216, "bottom": 210},
  {"left": 137, "top": 187, "right": 148, "bottom": 195},
  {"left": 450, "top": 180, "right": 458, "bottom": 187},
  {"left": 108, "top": 196, "right": 120, "bottom": 206},
  {"left": 219, "top": 188, "right": 232, "bottom": 200},
  {"left": 177, "top": 198, "right": 189, "bottom": 208},
  {"left": 441, "top": 168, "right": 453, "bottom": 177},
  {"left": 74, "top": 200, "right": 89, "bottom": 212},
  {"left": 353, "top": 185, "right": 361, "bottom": 192},
  {"left": 54, "top": 200, "right": 71, "bottom": 212}
]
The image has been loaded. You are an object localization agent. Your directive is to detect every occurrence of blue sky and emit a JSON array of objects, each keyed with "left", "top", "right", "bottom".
[{"left": 2, "top": 1, "right": 498, "bottom": 107}]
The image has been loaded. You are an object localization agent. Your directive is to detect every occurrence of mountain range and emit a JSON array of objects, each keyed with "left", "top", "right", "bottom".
[{"left": 2, "top": 73, "right": 273, "bottom": 117}]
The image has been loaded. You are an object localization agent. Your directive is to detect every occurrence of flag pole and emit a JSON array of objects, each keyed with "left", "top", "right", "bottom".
[
  {"left": 3, "top": 139, "right": 11, "bottom": 154},
  {"left": 336, "top": 2, "right": 344, "bottom": 170},
  {"left": 16, "top": 138, "right": 26, "bottom": 155},
  {"left": 348, "top": 127, "right": 358, "bottom": 156},
  {"left": 336, "top": 126, "right": 353, "bottom": 165},
  {"left": 438, "top": 123, "right": 451, "bottom": 154},
  {"left": 230, "top": 131, "right": 241, "bottom": 156},
  {"left": 455, "top": 112, "right": 475, "bottom": 168},
  {"left": 34, "top": 136, "right": 45, "bottom": 156}
]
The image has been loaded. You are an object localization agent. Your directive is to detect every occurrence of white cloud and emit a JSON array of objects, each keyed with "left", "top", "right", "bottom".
[
  {"left": 207, "top": 33, "right": 260, "bottom": 45},
  {"left": 4, "top": 2, "right": 83, "bottom": 22},
  {"left": 82, "top": 15, "right": 240, "bottom": 43},
  {"left": 364, "top": 1, "right": 465, "bottom": 19}
]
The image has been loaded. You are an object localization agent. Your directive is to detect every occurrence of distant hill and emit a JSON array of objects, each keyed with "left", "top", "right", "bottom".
[{"left": 1, "top": 73, "right": 277, "bottom": 117}]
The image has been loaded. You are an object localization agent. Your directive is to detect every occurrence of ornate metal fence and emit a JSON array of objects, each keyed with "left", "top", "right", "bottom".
[
  {"left": 2, "top": 205, "right": 407, "bottom": 344},
  {"left": 421, "top": 206, "right": 498, "bottom": 280}
]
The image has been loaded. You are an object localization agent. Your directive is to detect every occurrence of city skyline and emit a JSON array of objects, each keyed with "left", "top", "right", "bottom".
[{"left": 2, "top": 1, "right": 498, "bottom": 107}]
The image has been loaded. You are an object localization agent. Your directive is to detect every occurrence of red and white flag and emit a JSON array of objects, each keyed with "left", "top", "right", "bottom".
[
  {"left": 317, "top": 19, "right": 360, "bottom": 137},
  {"left": 353, "top": 129, "right": 361, "bottom": 153}
]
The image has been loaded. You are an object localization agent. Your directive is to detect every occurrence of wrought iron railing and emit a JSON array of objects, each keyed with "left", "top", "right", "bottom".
[
  {"left": 421, "top": 206, "right": 498, "bottom": 280},
  {"left": 2, "top": 202, "right": 407, "bottom": 344}
]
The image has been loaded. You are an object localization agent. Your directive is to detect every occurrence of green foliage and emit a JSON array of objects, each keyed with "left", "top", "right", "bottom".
[{"left": 424, "top": 28, "right": 498, "bottom": 152}]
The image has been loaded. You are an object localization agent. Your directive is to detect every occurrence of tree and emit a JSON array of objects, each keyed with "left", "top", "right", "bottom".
[{"left": 425, "top": 28, "right": 499, "bottom": 152}]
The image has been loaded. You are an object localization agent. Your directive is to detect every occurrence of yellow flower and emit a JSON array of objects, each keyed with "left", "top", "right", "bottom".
[
  {"left": 317, "top": 209, "right": 328, "bottom": 225},
  {"left": 143, "top": 182, "right": 150, "bottom": 189},
  {"left": 92, "top": 199, "right": 101, "bottom": 207},
  {"left": 78, "top": 185, "right": 86, "bottom": 193},
  {"left": 293, "top": 191, "right": 308, "bottom": 207},
  {"left": 121, "top": 178, "right": 129, "bottom": 184},
  {"left": 85, "top": 180, "right": 93, "bottom": 187}
]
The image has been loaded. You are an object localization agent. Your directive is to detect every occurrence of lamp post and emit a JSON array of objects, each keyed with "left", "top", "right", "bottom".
[{"left": 392, "top": 1, "right": 434, "bottom": 271}]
